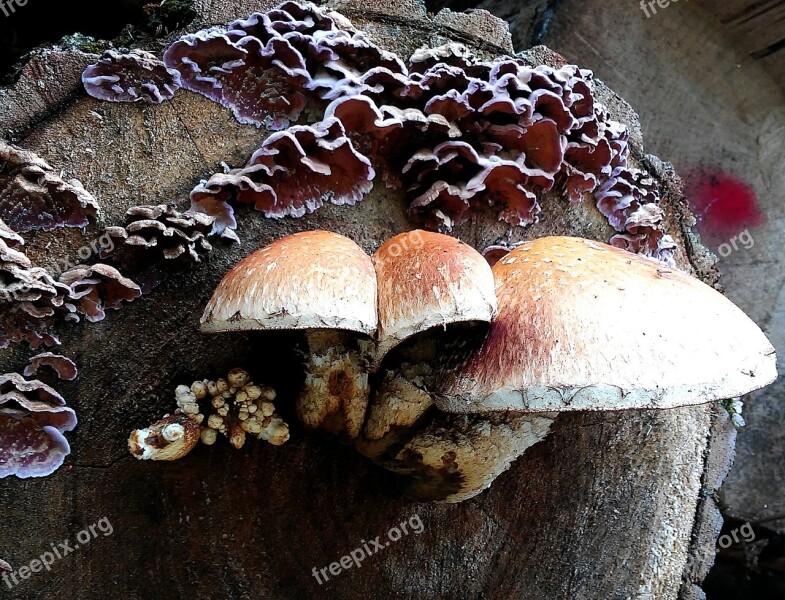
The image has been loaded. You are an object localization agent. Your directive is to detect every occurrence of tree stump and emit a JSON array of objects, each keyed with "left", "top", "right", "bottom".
[{"left": 0, "top": 1, "right": 733, "bottom": 598}]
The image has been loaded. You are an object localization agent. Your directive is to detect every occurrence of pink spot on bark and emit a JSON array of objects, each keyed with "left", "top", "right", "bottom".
[{"left": 684, "top": 168, "right": 765, "bottom": 247}]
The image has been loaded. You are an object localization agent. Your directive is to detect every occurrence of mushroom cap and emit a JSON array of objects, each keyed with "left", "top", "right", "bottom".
[
  {"left": 436, "top": 236, "right": 777, "bottom": 413},
  {"left": 201, "top": 230, "right": 377, "bottom": 335},
  {"left": 373, "top": 230, "right": 497, "bottom": 363}
]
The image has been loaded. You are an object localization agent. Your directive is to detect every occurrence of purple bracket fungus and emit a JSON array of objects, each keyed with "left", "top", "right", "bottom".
[
  {"left": 0, "top": 219, "right": 23, "bottom": 249},
  {"left": 0, "top": 140, "right": 100, "bottom": 233},
  {"left": 436, "top": 236, "right": 777, "bottom": 415},
  {"left": 162, "top": 2, "right": 401, "bottom": 129},
  {"left": 201, "top": 231, "right": 377, "bottom": 440},
  {"left": 0, "top": 237, "right": 69, "bottom": 349},
  {"left": 481, "top": 241, "right": 524, "bottom": 267},
  {"left": 164, "top": 33, "right": 311, "bottom": 129},
  {"left": 59, "top": 264, "right": 142, "bottom": 323},
  {"left": 24, "top": 353, "right": 78, "bottom": 381},
  {"left": 101, "top": 203, "right": 215, "bottom": 265},
  {"left": 190, "top": 118, "right": 374, "bottom": 239},
  {"left": 0, "top": 372, "right": 76, "bottom": 478},
  {"left": 82, "top": 49, "right": 182, "bottom": 104},
  {"left": 403, "top": 140, "right": 544, "bottom": 230},
  {"left": 129, "top": 368, "right": 288, "bottom": 460}
]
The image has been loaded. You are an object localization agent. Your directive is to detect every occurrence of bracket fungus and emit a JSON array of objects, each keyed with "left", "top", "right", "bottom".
[
  {"left": 82, "top": 49, "right": 182, "bottom": 104},
  {"left": 58, "top": 264, "right": 142, "bottom": 324},
  {"left": 201, "top": 230, "right": 377, "bottom": 440},
  {"left": 435, "top": 236, "right": 777, "bottom": 415},
  {"left": 0, "top": 373, "right": 77, "bottom": 478},
  {"left": 78, "top": 3, "right": 675, "bottom": 264},
  {"left": 190, "top": 118, "right": 374, "bottom": 239},
  {"left": 23, "top": 353, "right": 78, "bottom": 381},
  {"left": 0, "top": 141, "right": 99, "bottom": 233},
  {"left": 101, "top": 203, "right": 216, "bottom": 265}
]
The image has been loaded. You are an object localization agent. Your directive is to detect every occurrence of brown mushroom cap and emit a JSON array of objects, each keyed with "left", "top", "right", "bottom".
[
  {"left": 436, "top": 236, "right": 777, "bottom": 414},
  {"left": 373, "top": 230, "right": 497, "bottom": 365},
  {"left": 201, "top": 230, "right": 377, "bottom": 335}
]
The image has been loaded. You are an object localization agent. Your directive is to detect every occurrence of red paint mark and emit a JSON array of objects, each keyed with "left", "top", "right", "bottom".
[{"left": 683, "top": 167, "right": 765, "bottom": 247}]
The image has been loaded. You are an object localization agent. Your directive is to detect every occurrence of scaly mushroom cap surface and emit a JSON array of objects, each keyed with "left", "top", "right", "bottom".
[
  {"left": 201, "top": 230, "right": 377, "bottom": 334},
  {"left": 373, "top": 230, "right": 497, "bottom": 364},
  {"left": 436, "top": 236, "right": 777, "bottom": 413}
]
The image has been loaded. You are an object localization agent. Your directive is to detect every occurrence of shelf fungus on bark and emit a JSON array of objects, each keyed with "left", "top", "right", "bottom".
[
  {"left": 0, "top": 373, "right": 77, "bottom": 478},
  {"left": 201, "top": 231, "right": 377, "bottom": 441},
  {"left": 0, "top": 140, "right": 99, "bottom": 233},
  {"left": 82, "top": 49, "right": 182, "bottom": 104},
  {"left": 435, "top": 236, "right": 778, "bottom": 415},
  {"left": 23, "top": 353, "right": 78, "bottom": 381},
  {"left": 101, "top": 203, "right": 216, "bottom": 265},
  {"left": 190, "top": 118, "right": 374, "bottom": 240}
]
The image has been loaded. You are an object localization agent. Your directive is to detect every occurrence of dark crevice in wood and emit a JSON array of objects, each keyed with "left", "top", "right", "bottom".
[
  {"left": 751, "top": 36, "right": 785, "bottom": 59},
  {"left": 720, "top": 0, "right": 785, "bottom": 25}
]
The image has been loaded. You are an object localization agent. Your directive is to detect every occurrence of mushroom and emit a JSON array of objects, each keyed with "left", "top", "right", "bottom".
[
  {"left": 370, "top": 234, "right": 776, "bottom": 502},
  {"left": 201, "top": 230, "right": 377, "bottom": 440},
  {"left": 436, "top": 236, "right": 777, "bottom": 415},
  {"left": 358, "top": 230, "right": 546, "bottom": 503},
  {"left": 128, "top": 414, "right": 201, "bottom": 461}
]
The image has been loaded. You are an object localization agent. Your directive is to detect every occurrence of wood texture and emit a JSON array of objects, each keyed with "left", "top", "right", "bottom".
[{"left": 0, "top": 2, "right": 725, "bottom": 598}]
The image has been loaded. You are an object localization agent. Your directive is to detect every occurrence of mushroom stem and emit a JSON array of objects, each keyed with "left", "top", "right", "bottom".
[
  {"left": 389, "top": 412, "right": 556, "bottom": 503},
  {"left": 298, "top": 330, "right": 373, "bottom": 441},
  {"left": 355, "top": 361, "right": 434, "bottom": 460}
]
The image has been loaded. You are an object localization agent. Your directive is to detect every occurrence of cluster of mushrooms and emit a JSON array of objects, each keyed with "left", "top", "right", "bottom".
[{"left": 130, "top": 230, "right": 776, "bottom": 503}]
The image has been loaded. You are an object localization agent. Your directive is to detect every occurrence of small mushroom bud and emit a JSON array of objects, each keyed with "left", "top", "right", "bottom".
[
  {"left": 207, "top": 380, "right": 218, "bottom": 396},
  {"left": 216, "top": 378, "right": 228, "bottom": 394},
  {"left": 201, "top": 428, "right": 217, "bottom": 446},
  {"left": 191, "top": 380, "right": 208, "bottom": 399},
  {"left": 128, "top": 414, "right": 200, "bottom": 461},
  {"left": 175, "top": 385, "right": 191, "bottom": 398},
  {"left": 178, "top": 401, "right": 200, "bottom": 415},
  {"left": 229, "top": 423, "right": 246, "bottom": 449},
  {"left": 259, "top": 416, "right": 290, "bottom": 446},
  {"left": 241, "top": 417, "right": 263, "bottom": 434},
  {"left": 245, "top": 385, "right": 262, "bottom": 400},
  {"left": 227, "top": 368, "right": 249, "bottom": 389},
  {"left": 207, "top": 414, "right": 223, "bottom": 429}
]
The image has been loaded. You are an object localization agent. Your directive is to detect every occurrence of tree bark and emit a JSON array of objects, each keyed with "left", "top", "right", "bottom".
[{"left": 0, "top": 1, "right": 727, "bottom": 598}]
